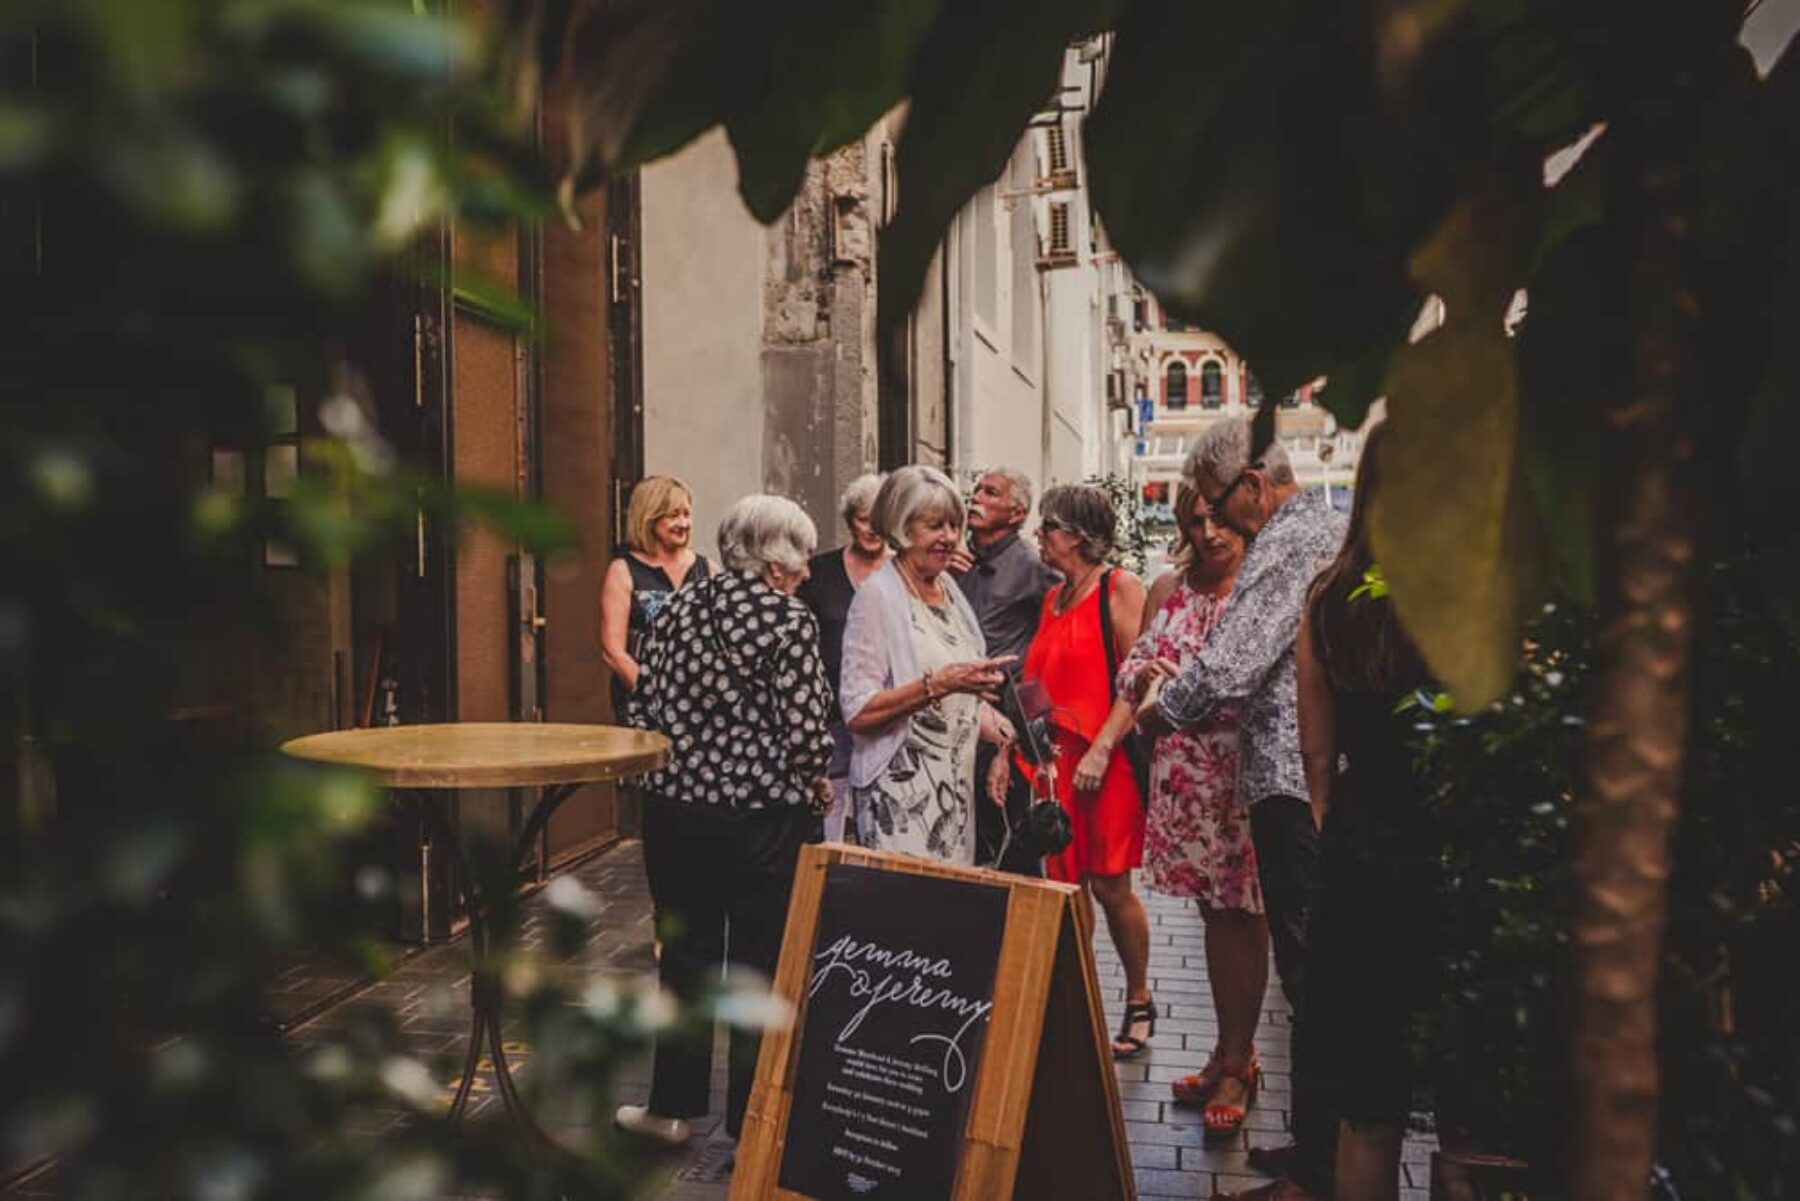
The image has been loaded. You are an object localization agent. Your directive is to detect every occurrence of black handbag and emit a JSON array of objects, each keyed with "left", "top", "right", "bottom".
[
  {"left": 1097, "top": 569, "right": 1154, "bottom": 799},
  {"left": 995, "top": 674, "right": 1073, "bottom": 860}
]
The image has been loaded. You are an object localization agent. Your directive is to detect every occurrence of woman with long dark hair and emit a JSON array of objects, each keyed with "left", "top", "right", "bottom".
[{"left": 1288, "top": 421, "right": 1436, "bottom": 1201}]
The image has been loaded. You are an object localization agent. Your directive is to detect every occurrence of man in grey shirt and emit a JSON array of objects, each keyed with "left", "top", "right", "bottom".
[
  {"left": 1137, "top": 419, "right": 1345, "bottom": 1201},
  {"left": 954, "top": 467, "right": 1060, "bottom": 660},
  {"left": 953, "top": 467, "right": 1059, "bottom": 871}
]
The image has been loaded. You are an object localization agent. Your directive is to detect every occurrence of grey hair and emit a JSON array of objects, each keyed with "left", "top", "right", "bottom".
[
  {"left": 1038, "top": 484, "right": 1117, "bottom": 564},
  {"left": 872, "top": 464, "right": 964, "bottom": 549},
  {"left": 839, "top": 472, "right": 886, "bottom": 528},
  {"left": 978, "top": 465, "right": 1035, "bottom": 518},
  {"left": 716, "top": 494, "right": 818, "bottom": 578},
  {"left": 1183, "top": 417, "right": 1295, "bottom": 488}
]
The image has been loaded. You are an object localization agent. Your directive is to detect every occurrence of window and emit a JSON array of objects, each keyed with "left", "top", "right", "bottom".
[
  {"left": 1045, "top": 125, "right": 1070, "bottom": 175},
  {"left": 1200, "top": 360, "right": 1223, "bottom": 409},
  {"left": 1048, "top": 203, "right": 1072, "bottom": 255},
  {"left": 211, "top": 382, "right": 302, "bottom": 567},
  {"left": 1010, "top": 158, "right": 1037, "bottom": 368},
  {"left": 1245, "top": 371, "right": 1264, "bottom": 409},
  {"left": 973, "top": 186, "right": 997, "bottom": 328},
  {"left": 1165, "top": 361, "right": 1188, "bottom": 410}
]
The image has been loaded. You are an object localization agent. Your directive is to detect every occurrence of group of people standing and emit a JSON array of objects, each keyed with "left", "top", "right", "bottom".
[{"left": 604, "top": 416, "right": 1436, "bottom": 1201}]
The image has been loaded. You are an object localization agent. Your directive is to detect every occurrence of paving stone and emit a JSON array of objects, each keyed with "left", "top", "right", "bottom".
[{"left": 0, "top": 847, "right": 1438, "bottom": 1201}]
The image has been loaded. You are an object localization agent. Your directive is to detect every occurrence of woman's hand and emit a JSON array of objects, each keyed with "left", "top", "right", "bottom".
[
  {"left": 934, "top": 654, "right": 1016, "bottom": 703},
  {"left": 1145, "top": 656, "right": 1181, "bottom": 683},
  {"left": 985, "top": 750, "right": 1011, "bottom": 806},
  {"left": 1072, "top": 740, "right": 1112, "bottom": 793},
  {"left": 1134, "top": 676, "right": 1172, "bottom": 738},
  {"left": 978, "top": 703, "right": 1015, "bottom": 747}
]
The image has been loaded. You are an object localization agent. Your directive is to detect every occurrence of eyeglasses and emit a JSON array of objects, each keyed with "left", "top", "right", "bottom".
[
  {"left": 1037, "top": 515, "right": 1076, "bottom": 535},
  {"left": 1202, "top": 460, "right": 1262, "bottom": 516}
]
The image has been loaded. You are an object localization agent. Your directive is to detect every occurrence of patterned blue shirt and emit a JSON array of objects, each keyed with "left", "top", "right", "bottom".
[{"left": 1156, "top": 490, "right": 1346, "bottom": 807}]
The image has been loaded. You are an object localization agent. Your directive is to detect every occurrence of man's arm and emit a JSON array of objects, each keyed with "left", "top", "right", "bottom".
[{"left": 1155, "top": 545, "right": 1303, "bottom": 728}]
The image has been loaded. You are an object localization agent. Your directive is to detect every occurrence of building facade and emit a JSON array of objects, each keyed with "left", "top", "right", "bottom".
[
  {"left": 1102, "top": 284, "right": 1365, "bottom": 565},
  {"left": 638, "top": 122, "right": 893, "bottom": 557}
]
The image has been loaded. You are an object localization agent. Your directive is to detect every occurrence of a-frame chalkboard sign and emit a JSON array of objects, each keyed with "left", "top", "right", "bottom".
[{"left": 731, "top": 844, "right": 1136, "bottom": 1201}]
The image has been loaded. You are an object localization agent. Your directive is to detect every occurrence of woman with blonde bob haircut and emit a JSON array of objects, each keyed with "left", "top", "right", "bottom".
[
  {"left": 600, "top": 475, "right": 716, "bottom": 717},
  {"left": 839, "top": 465, "right": 1016, "bottom": 862}
]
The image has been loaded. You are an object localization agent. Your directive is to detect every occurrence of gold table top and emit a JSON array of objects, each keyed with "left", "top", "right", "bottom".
[{"left": 279, "top": 722, "right": 670, "bottom": 790}]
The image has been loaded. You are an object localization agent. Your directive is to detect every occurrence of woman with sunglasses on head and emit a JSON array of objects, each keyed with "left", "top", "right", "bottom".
[
  {"left": 1019, "top": 484, "right": 1154, "bottom": 1060},
  {"left": 1120, "top": 481, "right": 1264, "bottom": 1139}
]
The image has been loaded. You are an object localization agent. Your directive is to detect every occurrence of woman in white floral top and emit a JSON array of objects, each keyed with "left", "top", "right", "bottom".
[{"left": 1120, "top": 479, "right": 1267, "bottom": 1136}]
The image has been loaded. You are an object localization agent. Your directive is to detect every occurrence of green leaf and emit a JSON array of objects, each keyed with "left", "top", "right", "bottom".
[
  {"left": 722, "top": 0, "right": 940, "bottom": 222},
  {"left": 561, "top": 0, "right": 725, "bottom": 187},
  {"left": 1372, "top": 183, "right": 1547, "bottom": 711},
  {"left": 1086, "top": 0, "right": 1477, "bottom": 396},
  {"left": 878, "top": 0, "right": 1115, "bottom": 327},
  {"left": 1515, "top": 223, "right": 1616, "bottom": 607}
]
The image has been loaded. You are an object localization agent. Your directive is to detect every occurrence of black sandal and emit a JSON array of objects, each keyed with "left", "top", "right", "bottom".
[{"left": 1112, "top": 997, "right": 1156, "bottom": 1060}]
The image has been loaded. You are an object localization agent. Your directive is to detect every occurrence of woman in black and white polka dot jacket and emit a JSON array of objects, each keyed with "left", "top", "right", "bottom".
[{"left": 619, "top": 493, "right": 834, "bottom": 1148}]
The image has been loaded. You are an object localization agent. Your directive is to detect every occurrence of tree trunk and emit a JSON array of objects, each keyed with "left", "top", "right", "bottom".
[{"left": 1566, "top": 114, "right": 1700, "bottom": 1199}]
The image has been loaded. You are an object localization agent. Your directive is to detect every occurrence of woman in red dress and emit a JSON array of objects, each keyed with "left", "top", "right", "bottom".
[{"left": 1020, "top": 485, "right": 1152, "bottom": 1059}]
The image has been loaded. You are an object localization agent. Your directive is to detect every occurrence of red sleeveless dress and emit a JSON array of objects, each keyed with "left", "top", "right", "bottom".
[{"left": 1019, "top": 579, "right": 1145, "bottom": 882}]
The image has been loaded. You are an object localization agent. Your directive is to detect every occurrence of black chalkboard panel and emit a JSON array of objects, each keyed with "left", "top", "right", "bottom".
[{"left": 777, "top": 863, "right": 1011, "bottom": 1201}]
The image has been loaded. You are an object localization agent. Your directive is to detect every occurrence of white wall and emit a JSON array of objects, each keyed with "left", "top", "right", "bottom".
[
  {"left": 641, "top": 131, "right": 765, "bottom": 559},
  {"left": 952, "top": 153, "right": 1048, "bottom": 491}
]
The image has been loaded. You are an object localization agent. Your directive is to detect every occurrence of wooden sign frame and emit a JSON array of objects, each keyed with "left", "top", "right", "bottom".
[{"left": 731, "top": 843, "right": 1136, "bottom": 1201}]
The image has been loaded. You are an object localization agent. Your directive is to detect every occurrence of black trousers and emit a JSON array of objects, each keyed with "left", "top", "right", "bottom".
[
  {"left": 1248, "top": 794, "right": 1328, "bottom": 1189},
  {"left": 640, "top": 794, "right": 821, "bottom": 1136},
  {"left": 1249, "top": 793, "right": 1321, "bottom": 1015},
  {"left": 973, "top": 741, "right": 1044, "bottom": 876}
]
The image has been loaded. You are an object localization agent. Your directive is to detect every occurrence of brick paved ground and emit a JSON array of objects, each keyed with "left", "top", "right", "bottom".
[{"left": 2, "top": 841, "right": 1435, "bottom": 1200}]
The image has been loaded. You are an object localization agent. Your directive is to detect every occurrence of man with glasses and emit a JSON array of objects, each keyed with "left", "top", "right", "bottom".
[
  {"left": 1136, "top": 417, "right": 1346, "bottom": 1201},
  {"left": 952, "top": 467, "right": 1059, "bottom": 872}
]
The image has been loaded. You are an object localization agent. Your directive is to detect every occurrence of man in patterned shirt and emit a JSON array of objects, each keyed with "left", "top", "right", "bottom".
[{"left": 1137, "top": 417, "right": 1346, "bottom": 1201}]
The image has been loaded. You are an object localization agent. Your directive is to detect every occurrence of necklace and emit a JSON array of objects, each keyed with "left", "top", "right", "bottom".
[
  {"left": 896, "top": 557, "right": 946, "bottom": 606},
  {"left": 1055, "top": 561, "right": 1106, "bottom": 614}
]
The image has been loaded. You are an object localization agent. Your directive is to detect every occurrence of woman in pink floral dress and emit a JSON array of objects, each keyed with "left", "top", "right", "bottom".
[{"left": 1120, "top": 479, "right": 1268, "bottom": 1133}]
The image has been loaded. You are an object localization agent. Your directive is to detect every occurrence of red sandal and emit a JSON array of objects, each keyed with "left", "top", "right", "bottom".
[
  {"left": 1202, "top": 1060, "right": 1262, "bottom": 1138},
  {"left": 1172, "top": 1047, "right": 1258, "bottom": 1107}
]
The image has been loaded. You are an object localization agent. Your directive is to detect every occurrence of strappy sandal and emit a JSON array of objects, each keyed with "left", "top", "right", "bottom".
[
  {"left": 1171, "top": 1046, "right": 1224, "bottom": 1105},
  {"left": 1173, "top": 1046, "right": 1258, "bottom": 1107},
  {"left": 1112, "top": 997, "right": 1156, "bottom": 1060},
  {"left": 1202, "top": 1060, "right": 1263, "bottom": 1139}
]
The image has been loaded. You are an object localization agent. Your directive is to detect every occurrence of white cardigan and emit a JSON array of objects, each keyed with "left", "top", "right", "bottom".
[{"left": 838, "top": 560, "right": 987, "bottom": 789}]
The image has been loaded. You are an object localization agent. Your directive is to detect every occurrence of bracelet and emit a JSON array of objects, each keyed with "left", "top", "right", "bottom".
[{"left": 921, "top": 668, "right": 938, "bottom": 702}]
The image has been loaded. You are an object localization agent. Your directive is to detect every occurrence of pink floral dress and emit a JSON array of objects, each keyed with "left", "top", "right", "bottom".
[{"left": 1119, "top": 578, "right": 1263, "bottom": 914}]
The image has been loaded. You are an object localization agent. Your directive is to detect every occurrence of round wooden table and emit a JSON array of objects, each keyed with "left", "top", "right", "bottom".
[{"left": 280, "top": 722, "right": 670, "bottom": 1134}]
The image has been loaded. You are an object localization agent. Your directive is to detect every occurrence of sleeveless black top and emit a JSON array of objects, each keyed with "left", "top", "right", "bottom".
[
  {"left": 1314, "top": 624, "right": 1431, "bottom": 870},
  {"left": 612, "top": 551, "right": 710, "bottom": 715}
]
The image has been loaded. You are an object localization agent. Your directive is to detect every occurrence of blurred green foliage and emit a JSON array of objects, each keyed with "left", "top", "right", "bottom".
[
  {"left": 0, "top": 2, "right": 663, "bottom": 1197},
  {"left": 1412, "top": 550, "right": 1800, "bottom": 1197}
]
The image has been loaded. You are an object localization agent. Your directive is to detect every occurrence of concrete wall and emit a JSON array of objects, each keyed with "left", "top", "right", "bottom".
[
  {"left": 641, "top": 131, "right": 765, "bottom": 559},
  {"left": 642, "top": 127, "right": 885, "bottom": 554}
]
